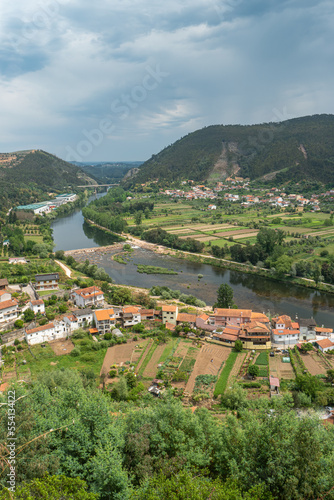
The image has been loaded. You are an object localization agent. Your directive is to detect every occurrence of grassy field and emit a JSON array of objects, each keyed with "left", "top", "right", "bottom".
[
  {"left": 213, "top": 351, "right": 239, "bottom": 397},
  {"left": 5, "top": 339, "right": 109, "bottom": 382}
]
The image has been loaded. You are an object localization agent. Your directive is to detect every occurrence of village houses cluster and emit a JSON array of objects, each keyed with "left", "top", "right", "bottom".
[
  {"left": 161, "top": 179, "right": 334, "bottom": 211},
  {"left": 1, "top": 277, "right": 333, "bottom": 352}
]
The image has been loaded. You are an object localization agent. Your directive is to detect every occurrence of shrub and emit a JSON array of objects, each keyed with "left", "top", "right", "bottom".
[
  {"left": 109, "top": 369, "right": 117, "bottom": 378},
  {"left": 70, "top": 347, "right": 81, "bottom": 357},
  {"left": 14, "top": 319, "right": 24, "bottom": 329},
  {"left": 248, "top": 364, "right": 260, "bottom": 378},
  {"left": 14, "top": 338, "right": 20, "bottom": 346},
  {"left": 80, "top": 352, "right": 95, "bottom": 362}
]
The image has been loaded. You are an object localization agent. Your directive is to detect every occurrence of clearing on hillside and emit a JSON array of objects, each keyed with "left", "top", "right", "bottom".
[{"left": 50, "top": 339, "right": 75, "bottom": 355}]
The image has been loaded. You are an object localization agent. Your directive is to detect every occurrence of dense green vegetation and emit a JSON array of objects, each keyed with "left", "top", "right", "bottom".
[
  {"left": 136, "top": 265, "right": 178, "bottom": 275},
  {"left": 2, "top": 369, "right": 334, "bottom": 499},
  {"left": 0, "top": 150, "right": 93, "bottom": 210},
  {"left": 214, "top": 351, "right": 239, "bottom": 396},
  {"left": 78, "top": 161, "right": 142, "bottom": 183},
  {"left": 125, "top": 114, "right": 334, "bottom": 185}
]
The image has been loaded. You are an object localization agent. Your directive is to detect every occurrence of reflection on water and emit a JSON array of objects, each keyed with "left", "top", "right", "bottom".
[
  {"left": 51, "top": 193, "right": 334, "bottom": 328},
  {"left": 74, "top": 246, "right": 334, "bottom": 327}
]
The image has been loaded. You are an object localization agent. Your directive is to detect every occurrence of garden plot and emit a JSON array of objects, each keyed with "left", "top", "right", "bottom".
[
  {"left": 215, "top": 229, "right": 258, "bottom": 238},
  {"left": 231, "top": 231, "right": 259, "bottom": 240},
  {"left": 185, "top": 344, "right": 230, "bottom": 394},
  {"left": 269, "top": 354, "right": 295, "bottom": 379},
  {"left": 301, "top": 352, "right": 329, "bottom": 376},
  {"left": 142, "top": 343, "right": 167, "bottom": 378},
  {"left": 100, "top": 340, "right": 147, "bottom": 377}
]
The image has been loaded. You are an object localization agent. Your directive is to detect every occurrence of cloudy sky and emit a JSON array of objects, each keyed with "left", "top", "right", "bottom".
[{"left": 0, "top": 0, "right": 333, "bottom": 162}]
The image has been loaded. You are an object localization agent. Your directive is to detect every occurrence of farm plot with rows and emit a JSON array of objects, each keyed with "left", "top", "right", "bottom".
[{"left": 185, "top": 344, "right": 230, "bottom": 394}]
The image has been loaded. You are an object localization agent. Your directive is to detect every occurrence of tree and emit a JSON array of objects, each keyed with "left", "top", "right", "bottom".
[
  {"left": 248, "top": 365, "right": 260, "bottom": 378},
  {"left": 215, "top": 284, "right": 234, "bottom": 308},
  {"left": 0, "top": 475, "right": 97, "bottom": 499},
  {"left": 234, "top": 339, "right": 243, "bottom": 352},
  {"left": 134, "top": 211, "right": 143, "bottom": 226},
  {"left": 256, "top": 227, "right": 284, "bottom": 255},
  {"left": 300, "top": 343, "right": 313, "bottom": 353},
  {"left": 23, "top": 308, "right": 35, "bottom": 322}
]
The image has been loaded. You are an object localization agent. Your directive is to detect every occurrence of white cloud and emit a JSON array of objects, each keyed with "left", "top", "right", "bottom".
[{"left": 0, "top": 0, "right": 333, "bottom": 159}]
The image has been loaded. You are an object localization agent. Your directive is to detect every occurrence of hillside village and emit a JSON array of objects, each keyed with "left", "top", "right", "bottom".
[
  {"left": 1, "top": 277, "right": 333, "bottom": 353},
  {"left": 161, "top": 178, "right": 334, "bottom": 211}
]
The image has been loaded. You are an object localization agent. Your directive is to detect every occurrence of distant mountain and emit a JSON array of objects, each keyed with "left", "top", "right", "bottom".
[
  {"left": 125, "top": 114, "right": 334, "bottom": 185},
  {"left": 0, "top": 149, "right": 95, "bottom": 210},
  {"left": 74, "top": 161, "right": 143, "bottom": 183}
]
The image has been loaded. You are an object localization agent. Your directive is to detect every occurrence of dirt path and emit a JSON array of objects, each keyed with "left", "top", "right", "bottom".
[
  {"left": 55, "top": 259, "right": 72, "bottom": 277},
  {"left": 143, "top": 344, "right": 167, "bottom": 378},
  {"left": 185, "top": 344, "right": 230, "bottom": 394}
]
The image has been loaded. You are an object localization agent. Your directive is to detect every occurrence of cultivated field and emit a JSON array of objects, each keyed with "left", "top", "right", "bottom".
[
  {"left": 185, "top": 344, "right": 230, "bottom": 394},
  {"left": 142, "top": 343, "right": 167, "bottom": 378},
  {"left": 100, "top": 340, "right": 148, "bottom": 381},
  {"left": 301, "top": 351, "right": 330, "bottom": 376},
  {"left": 269, "top": 354, "right": 295, "bottom": 379}
]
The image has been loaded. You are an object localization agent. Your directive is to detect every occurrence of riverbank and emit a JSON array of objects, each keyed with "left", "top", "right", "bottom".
[{"left": 70, "top": 224, "right": 334, "bottom": 296}]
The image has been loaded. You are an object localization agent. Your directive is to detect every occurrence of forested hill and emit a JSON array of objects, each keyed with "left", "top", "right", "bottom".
[
  {"left": 0, "top": 149, "right": 95, "bottom": 210},
  {"left": 125, "top": 114, "right": 334, "bottom": 185}
]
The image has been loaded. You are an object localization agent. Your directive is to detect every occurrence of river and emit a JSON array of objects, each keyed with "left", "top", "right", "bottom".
[{"left": 51, "top": 195, "right": 334, "bottom": 326}]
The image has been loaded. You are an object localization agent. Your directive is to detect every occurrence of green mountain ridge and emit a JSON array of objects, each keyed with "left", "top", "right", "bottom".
[
  {"left": 0, "top": 149, "right": 95, "bottom": 210},
  {"left": 126, "top": 114, "right": 334, "bottom": 185}
]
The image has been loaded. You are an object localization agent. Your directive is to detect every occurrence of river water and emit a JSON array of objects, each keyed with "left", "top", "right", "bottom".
[{"left": 51, "top": 195, "right": 334, "bottom": 326}]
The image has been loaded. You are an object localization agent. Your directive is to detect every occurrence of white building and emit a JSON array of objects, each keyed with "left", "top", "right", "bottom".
[
  {"left": 0, "top": 298, "right": 18, "bottom": 324},
  {"left": 93, "top": 308, "right": 116, "bottom": 334},
  {"left": 121, "top": 306, "right": 141, "bottom": 327},
  {"left": 70, "top": 287, "right": 104, "bottom": 308},
  {"left": 72, "top": 309, "right": 93, "bottom": 326},
  {"left": 63, "top": 309, "right": 93, "bottom": 332},
  {"left": 25, "top": 320, "right": 68, "bottom": 345},
  {"left": 272, "top": 328, "right": 300, "bottom": 345},
  {"left": 29, "top": 299, "right": 45, "bottom": 315},
  {"left": 315, "top": 339, "right": 334, "bottom": 353}
]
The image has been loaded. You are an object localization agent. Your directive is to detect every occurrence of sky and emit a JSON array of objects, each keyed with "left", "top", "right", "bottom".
[{"left": 0, "top": 0, "right": 333, "bottom": 162}]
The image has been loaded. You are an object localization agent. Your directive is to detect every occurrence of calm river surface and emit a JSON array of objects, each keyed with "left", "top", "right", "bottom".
[{"left": 51, "top": 196, "right": 334, "bottom": 327}]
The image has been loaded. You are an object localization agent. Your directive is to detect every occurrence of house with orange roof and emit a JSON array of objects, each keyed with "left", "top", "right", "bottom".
[
  {"left": 0, "top": 290, "right": 12, "bottom": 302},
  {"left": 25, "top": 320, "right": 68, "bottom": 345},
  {"left": 211, "top": 308, "right": 252, "bottom": 327},
  {"left": 70, "top": 286, "right": 104, "bottom": 308},
  {"left": 121, "top": 306, "right": 141, "bottom": 327},
  {"left": 93, "top": 308, "right": 116, "bottom": 334},
  {"left": 272, "top": 315, "right": 293, "bottom": 330},
  {"left": 272, "top": 328, "right": 300, "bottom": 345},
  {"left": 239, "top": 321, "right": 271, "bottom": 349},
  {"left": 29, "top": 299, "right": 45, "bottom": 315},
  {"left": 176, "top": 312, "right": 197, "bottom": 327},
  {"left": 162, "top": 305, "right": 178, "bottom": 325},
  {"left": 315, "top": 338, "right": 334, "bottom": 353},
  {"left": 0, "top": 298, "right": 18, "bottom": 324}
]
